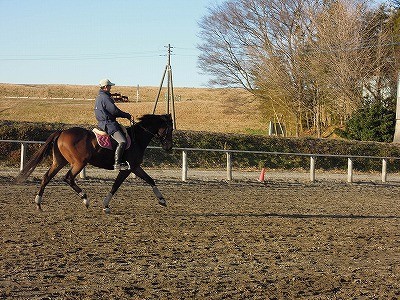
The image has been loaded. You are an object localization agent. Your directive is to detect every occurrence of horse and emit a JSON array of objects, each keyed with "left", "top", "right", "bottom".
[{"left": 15, "top": 114, "right": 173, "bottom": 213}]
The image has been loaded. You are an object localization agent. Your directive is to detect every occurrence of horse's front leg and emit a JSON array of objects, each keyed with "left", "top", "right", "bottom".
[
  {"left": 132, "top": 166, "right": 167, "bottom": 207},
  {"left": 103, "top": 169, "right": 131, "bottom": 214}
]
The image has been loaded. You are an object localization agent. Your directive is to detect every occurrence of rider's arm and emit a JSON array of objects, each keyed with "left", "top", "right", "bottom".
[{"left": 103, "top": 98, "right": 131, "bottom": 120}]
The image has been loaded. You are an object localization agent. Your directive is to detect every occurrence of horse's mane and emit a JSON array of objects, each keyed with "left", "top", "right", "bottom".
[{"left": 135, "top": 114, "right": 169, "bottom": 126}]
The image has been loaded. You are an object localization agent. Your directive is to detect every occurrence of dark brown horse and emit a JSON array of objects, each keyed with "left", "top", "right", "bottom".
[{"left": 15, "top": 114, "right": 173, "bottom": 213}]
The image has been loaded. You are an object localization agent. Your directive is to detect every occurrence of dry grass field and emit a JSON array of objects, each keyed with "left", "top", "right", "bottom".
[{"left": 0, "top": 84, "right": 268, "bottom": 134}]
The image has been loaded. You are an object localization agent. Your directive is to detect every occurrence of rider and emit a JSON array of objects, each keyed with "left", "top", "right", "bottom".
[{"left": 94, "top": 79, "right": 132, "bottom": 171}]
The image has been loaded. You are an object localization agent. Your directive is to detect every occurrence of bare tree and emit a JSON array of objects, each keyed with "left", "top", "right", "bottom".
[
  {"left": 391, "top": 0, "right": 400, "bottom": 8},
  {"left": 198, "top": 0, "right": 323, "bottom": 136},
  {"left": 198, "top": 0, "right": 399, "bottom": 137},
  {"left": 197, "top": 0, "right": 264, "bottom": 91},
  {"left": 360, "top": 4, "right": 400, "bottom": 104},
  {"left": 307, "top": 1, "right": 370, "bottom": 130}
]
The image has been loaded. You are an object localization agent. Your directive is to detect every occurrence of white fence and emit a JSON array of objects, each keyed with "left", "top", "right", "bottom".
[
  {"left": 2, "top": 96, "right": 94, "bottom": 101},
  {"left": 1, "top": 139, "right": 400, "bottom": 183}
]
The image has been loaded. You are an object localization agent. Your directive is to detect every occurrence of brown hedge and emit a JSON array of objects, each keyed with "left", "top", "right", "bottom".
[{"left": 1, "top": 120, "right": 400, "bottom": 171}]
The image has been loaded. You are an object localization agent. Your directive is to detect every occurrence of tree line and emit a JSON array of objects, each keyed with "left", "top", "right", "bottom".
[{"left": 197, "top": 0, "right": 400, "bottom": 140}]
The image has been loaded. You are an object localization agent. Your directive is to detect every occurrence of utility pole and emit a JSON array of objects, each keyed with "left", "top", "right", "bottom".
[
  {"left": 153, "top": 44, "right": 176, "bottom": 129},
  {"left": 393, "top": 71, "right": 400, "bottom": 142}
]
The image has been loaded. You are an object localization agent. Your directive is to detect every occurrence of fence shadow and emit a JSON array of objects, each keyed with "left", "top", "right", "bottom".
[{"left": 175, "top": 212, "right": 400, "bottom": 220}]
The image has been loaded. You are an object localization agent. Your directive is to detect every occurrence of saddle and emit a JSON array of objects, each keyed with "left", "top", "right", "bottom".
[{"left": 93, "top": 127, "right": 132, "bottom": 150}]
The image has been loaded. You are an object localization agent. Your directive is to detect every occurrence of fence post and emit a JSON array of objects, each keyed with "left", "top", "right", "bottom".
[
  {"left": 182, "top": 150, "right": 188, "bottom": 181},
  {"left": 226, "top": 152, "right": 232, "bottom": 181},
  {"left": 20, "top": 142, "right": 27, "bottom": 171},
  {"left": 310, "top": 156, "right": 316, "bottom": 182},
  {"left": 382, "top": 158, "right": 387, "bottom": 183},
  {"left": 80, "top": 167, "right": 86, "bottom": 179},
  {"left": 347, "top": 158, "right": 353, "bottom": 183}
]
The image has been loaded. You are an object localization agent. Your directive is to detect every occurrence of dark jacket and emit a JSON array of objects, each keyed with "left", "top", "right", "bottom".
[{"left": 94, "top": 89, "right": 131, "bottom": 134}]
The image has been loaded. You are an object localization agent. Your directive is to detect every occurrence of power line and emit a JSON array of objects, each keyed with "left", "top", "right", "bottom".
[
  {"left": 0, "top": 49, "right": 199, "bottom": 61},
  {"left": 0, "top": 55, "right": 161, "bottom": 61}
]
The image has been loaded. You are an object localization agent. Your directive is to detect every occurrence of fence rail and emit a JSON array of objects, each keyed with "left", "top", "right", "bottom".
[
  {"left": 1, "top": 139, "right": 400, "bottom": 183},
  {"left": 1, "top": 96, "right": 94, "bottom": 101}
]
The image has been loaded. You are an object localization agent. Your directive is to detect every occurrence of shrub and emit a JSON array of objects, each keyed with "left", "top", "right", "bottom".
[{"left": 341, "top": 99, "right": 396, "bottom": 142}]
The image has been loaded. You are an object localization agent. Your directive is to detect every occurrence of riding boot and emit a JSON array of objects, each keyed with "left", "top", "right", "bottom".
[{"left": 114, "top": 142, "right": 129, "bottom": 170}]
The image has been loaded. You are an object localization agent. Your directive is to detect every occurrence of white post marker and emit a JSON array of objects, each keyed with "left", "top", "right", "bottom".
[
  {"left": 382, "top": 158, "right": 387, "bottom": 183},
  {"left": 310, "top": 156, "right": 316, "bottom": 182},
  {"left": 20, "top": 143, "right": 27, "bottom": 171},
  {"left": 347, "top": 158, "right": 353, "bottom": 183},
  {"left": 182, "top": 150, "right": 188, "bottom": 181},
  {"left": 226, "top": 152, "right": 232, "bottom": 181}
]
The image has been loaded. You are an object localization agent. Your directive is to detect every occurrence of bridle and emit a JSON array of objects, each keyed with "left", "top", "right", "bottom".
[
  {"left": 132, "top": 119, "right": 172, "bottom": 144},
  {"left": 157, "top": 125, "right": 172, "bottom": 145}
]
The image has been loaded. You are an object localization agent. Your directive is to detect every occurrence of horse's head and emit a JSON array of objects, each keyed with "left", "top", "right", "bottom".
[
  {"left": 157, "top": 114, "right": 173, "bottom": 151},
  {"left": 135, "top": 114, "right": 174, "bottom": 151}
]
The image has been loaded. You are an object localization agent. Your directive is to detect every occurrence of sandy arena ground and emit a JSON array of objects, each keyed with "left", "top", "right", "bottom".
[{"left": 1, "top": 167, "right": 400, "bottom": 299}]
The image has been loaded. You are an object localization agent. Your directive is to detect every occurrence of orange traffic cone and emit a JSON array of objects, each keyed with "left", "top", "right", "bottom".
[{"left": 258, "top": 168, "right": 266, "bottom": 182}]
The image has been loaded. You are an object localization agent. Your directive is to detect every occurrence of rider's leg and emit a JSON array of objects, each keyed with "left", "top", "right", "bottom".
[{"left": 111, "top": 130, "right": 128, "bottom": 170}]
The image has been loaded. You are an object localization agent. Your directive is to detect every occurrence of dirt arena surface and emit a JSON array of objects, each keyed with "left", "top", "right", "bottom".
[{"left": 1, "top": 170, "right": 400, "bottom": 299}]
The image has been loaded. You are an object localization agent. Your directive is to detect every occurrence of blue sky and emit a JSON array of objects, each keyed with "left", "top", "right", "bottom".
[
  {"left": 0, "top": 0, "right": 390, "bottom": 88},
  {"left": 0, "top": 0, "right": 222, "bottom": 87}
]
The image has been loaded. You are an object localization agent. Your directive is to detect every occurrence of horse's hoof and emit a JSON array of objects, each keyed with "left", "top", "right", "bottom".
[
  {"left": 158, "top": 198, "right": 167, "bottom": 207},
  {"left": 103, "top": 207, "right": 111, "bottom": 214},
  {"left": 82, "top": 199, "right": 90, "bottom": 209}
]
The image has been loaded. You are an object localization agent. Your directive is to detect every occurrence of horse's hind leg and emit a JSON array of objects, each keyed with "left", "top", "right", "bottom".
[
  {"left": 36, "top": 161, "right": 67, "bottom": 211},
  {"left": 63, "top": 163, "right": 90, "bottom": 208}
]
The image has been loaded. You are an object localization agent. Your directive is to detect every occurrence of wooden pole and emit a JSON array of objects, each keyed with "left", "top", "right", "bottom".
[
  {"left": 169, "top": 65, "right": 177, "bottom": 129},
  {"left": 152, "top": 65, "right": 167, "bottom": 114},
  {"left": 153, "top": 44, "right": 176, "bottom": 129},
  {"left": 166, "top": 45, "right": 171, "bottom": 114},
  {"left": 393, "top": 71, "right": 400, "bottom": 142}
]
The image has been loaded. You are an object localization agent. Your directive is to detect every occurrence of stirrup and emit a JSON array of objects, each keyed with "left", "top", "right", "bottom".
[{"left": 114, "top": 161, "right": 130, "bottom": 171}]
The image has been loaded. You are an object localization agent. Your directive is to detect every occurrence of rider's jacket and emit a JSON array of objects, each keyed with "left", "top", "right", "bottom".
[{"left": 94, "top": 89, "right": 131, "bottom": 135}]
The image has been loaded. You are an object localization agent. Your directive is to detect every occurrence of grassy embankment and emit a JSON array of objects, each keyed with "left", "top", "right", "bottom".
[
  {"left": 2, "top": 83, "right": 400, "bottom": 172},
  {"left": 0, "top": 83, "right": 267, "bottom": 135}
]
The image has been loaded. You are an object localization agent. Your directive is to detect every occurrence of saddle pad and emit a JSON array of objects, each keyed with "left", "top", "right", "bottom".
[{"left": 93, "top": 128, "right": 131, "bottom": 150}]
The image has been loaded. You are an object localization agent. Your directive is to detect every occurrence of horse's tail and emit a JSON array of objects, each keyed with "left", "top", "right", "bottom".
[{"left": 15, "top": 131, "right": 62, "bottom": 183}]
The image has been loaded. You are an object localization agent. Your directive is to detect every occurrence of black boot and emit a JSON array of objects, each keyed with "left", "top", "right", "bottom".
[{"left": 114, "top": 143, "right": 129, "bottom": 170}]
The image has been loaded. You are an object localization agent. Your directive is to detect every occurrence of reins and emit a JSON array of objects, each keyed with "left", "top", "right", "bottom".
[{"left": 133, "top": 120, "right": 170, "bottom": 141}]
